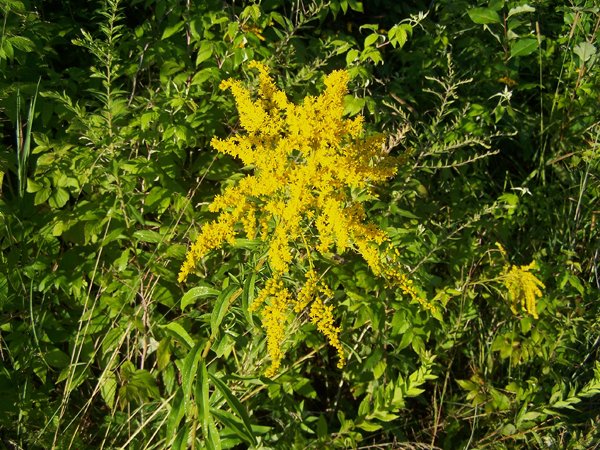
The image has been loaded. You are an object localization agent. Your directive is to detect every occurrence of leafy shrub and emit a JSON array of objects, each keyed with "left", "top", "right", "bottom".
[{"left": 0, "top": 0, "right": 597, "bottom": 448}]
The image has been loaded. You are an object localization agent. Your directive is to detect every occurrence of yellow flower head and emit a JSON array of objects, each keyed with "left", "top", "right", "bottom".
[
  {"left": 502, "top": 261, "right": 545, "bottom": 319},
  {"left": 496, "top": 244, "right": 545, "bottom": 319}
]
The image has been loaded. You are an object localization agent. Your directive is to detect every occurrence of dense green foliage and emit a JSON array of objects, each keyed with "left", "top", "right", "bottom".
[{"left": 0, "top": 0, "right": 598, "bottom": 448}]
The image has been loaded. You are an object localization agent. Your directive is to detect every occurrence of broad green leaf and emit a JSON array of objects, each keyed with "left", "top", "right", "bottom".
[
  {"left": 0, "top": 274, "right": 7, "bottom": 299},
  {"left": 468, "top": 8, "right": 501, "bottom": 24},
  {"left": 118, "top": 368, "right": 159, "bottom": 408},
  {"left": 357, "top": 420, "right": 382, "bottom": 431},
  {"left": 160, "top": 322, "right": 195, "bottom": 350},
  {"left": 388, "top": 24, "right": 411, "bottom": 49},
  {"left": 101, "top": 327, "right": 124, "bottom": 355},
  {"left": 44, "top": 348, "right": 70, "bottom": 368},
  {"left": 574, "top": 42, "right": 596, "bottom": 63},
  {"left": 489, "top": 0, "right": 505, "bottom": 10},
  {"left": 196, "top": 41, "right": 213, "bottom": 66},
  {"left": 392, "top": 208, "right": 420, "bottom": 219},
  {"left": 133, "top": 229, "right": 164, "bottom": 243},
  {"left": 510, "top": 38, "right": 538, "bottom": 57},
  {"left": 364, "top": 33, "right": 379, "bottom": 48},
  {"left": 348, "top": 0, "right": 363, "bottom": 12},
  {"left": 49, "top": 187, "right": 69, "bottom": 208},
  {"left": 26, "top": 178, "right": 44, "bottom": 193},
  {"left": 405, "top": 386, "right": 425, "bottom": 396},
  {"left": 191, "top": 67, "right": 218, "bottom": 86},
  {"left": 34, "top": 186, "right": 52, "bottom": 205},
  {"left": 181, "top": 285, "right": 220, "bottom": 311},
  {"left": 508, "top": 5, "right": 535, "bottom": 18},
  {"left": 345, "top": 49, "right": 359, "bottom": 66},
  {"left": 9, "top": 36, "right": 35, "bottom": 52},
  {"left": 100, "top": 371, "right": 117, "bottom": 410},
  {"left": 343, "top": 95, "right": 365, "bottom": 116},
  {"left": 502, "top": 423, "right": 517, "bottom": 435},
  {"left": 162, "top": 21, "right": 184, "bottom": 40}
]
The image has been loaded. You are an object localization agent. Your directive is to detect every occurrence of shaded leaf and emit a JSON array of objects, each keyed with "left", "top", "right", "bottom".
[
  {"left": 181, "top": 285, "right": 220, "bottom": 311},
  {"left": 468, "top": 8, "right": 501, "bottom": 24},
  {"left": 510, "top": 38, "right": 538, "bottom": 57},
  {"left": 160, "top": 322, "right": 195, "bottom": 350}
]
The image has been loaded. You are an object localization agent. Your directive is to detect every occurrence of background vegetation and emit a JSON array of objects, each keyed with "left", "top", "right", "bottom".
[{"left": 0, "top": 0, "right": 598, "bottom": 448}]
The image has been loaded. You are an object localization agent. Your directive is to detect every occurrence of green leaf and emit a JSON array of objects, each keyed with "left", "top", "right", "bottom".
[
  {"left": 100, "top": 371, "right": 117, "bottom": 411},
  {"left": 368, "top": 410, "right": 399, "bottom": 422},
  {"left": 507, "top": 5, "right": 535, "bottom": 18},
  {"left": 181, "top": 286, "right": 220, "bottom": 311},
  {"left": 172, "top": 426, "right": 189, "bottom": 450},
  {"left": 359, "top": 24, "right": 379, "bottom": 32},
  {"left": 8, "top": 36, "right": 35, "bottom": 52},
  {"left": 211, "top": 409, "right": 253, "bottom": 445},
  {"left": 197, "top": 360, "right": 221, "bottom": 450},
  {"left": 488, "top": 0, "right": 505, "bottom": 10},
  {"left": 196, "top": 41, "right": 213, "bottom": 66},
  {"left": 345, "top": 49, "right": 359, "bottom": 66},
  {"left": 49, "top": 187, "right": 69, "bottom": 208},
  {"left": 468, "top": 8, "right": 501, "bottom": 24},
  {"left": 357, "top": 420, "right": 382, "bottom": 431},
  {"left": 573, "top": 42, "right": 596, "bottom": 63},
  {"left": 502, "top": 423, "right": 517, "bottom": 435},
  {"left": 209, "top": 373, "right": 257, "bottom": 446},
  {"left": 181, "top": 343, "right": 203, "bottom": 411},
  {"left": 343, "top": 95, "right": 365, "bottom": 116},
  {"left": 405, "top": 386, "right": 425, "bottom": 396},
  {"left": 388, "top": 24, "right": 411, "bottom": 49},
  {"left": 364, "top": 33, "right": 379, "bottom": 48},
  {"left": 210, "top": 287, "right": 242, "bottom": 338},
  {"left": 133, "top": 229, "right": 164, "bottom": 244},
  {"left": 162, "top": 21, "right": 184, "bottom": 40},
  {"left": 157, "top": 338, "right": 172, "bottom": 370},
  {"left": 166, "top": 390, "right": 186, "bottom": 441},
  {"left": 160, "top": 322, "right": 196, "bottom": 350},
  {"left": 242, "top": 272, "right": 256, "bottom": 327},
  {"left": 510, "top": 38, "right": 538, "bottom": 58},
  {"left": 44, "top": 348, "right": 70, "bottom": 368},
  {"left": 348, "top": 0, "right": 363, "bottom": 12}
]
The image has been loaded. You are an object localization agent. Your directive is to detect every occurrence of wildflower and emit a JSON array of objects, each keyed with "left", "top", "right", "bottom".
[
  {"left": 496, "top": 243, "right": 544, "bottom": 318},
  {"left": 502, "top": 261, "right": 544, "bottom": 319},
  {"left": 179, "top": 61, "right": 425, "bottom": 375}
]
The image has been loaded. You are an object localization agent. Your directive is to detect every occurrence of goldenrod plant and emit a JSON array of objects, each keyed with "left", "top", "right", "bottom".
[
  {"left": 180, "top": 61, "right": 431, "bottom": 376},
  {"left": 496, "top": 243, "right": 545, "bottom": 319},
  {"left": 2, "top": 0, "right": 599, "bottom": 448}
]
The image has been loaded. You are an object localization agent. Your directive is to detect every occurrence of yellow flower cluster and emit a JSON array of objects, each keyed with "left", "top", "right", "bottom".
[
  {"left": 496, "top": 243, "right": 545, "bottom": 319},
  {"left": 179, "top": 61, "right": 422, "bottom": 375}
]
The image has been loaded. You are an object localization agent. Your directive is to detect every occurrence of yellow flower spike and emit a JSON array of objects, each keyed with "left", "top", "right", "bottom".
[
  {"left": 495, "top": 243, "right": 545, "bottom": 319},
  {"left": 295, "top": 270, "right": 319, "bottom": 313},
  {"left": 309, "top": 297, "right": 345, "bottom": 368},
  {"left": 179, "top": 61, "right": 429, "bottom": 376},
  {"left": 502, "top": 261, "right": 545, "bottom": 319}
]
